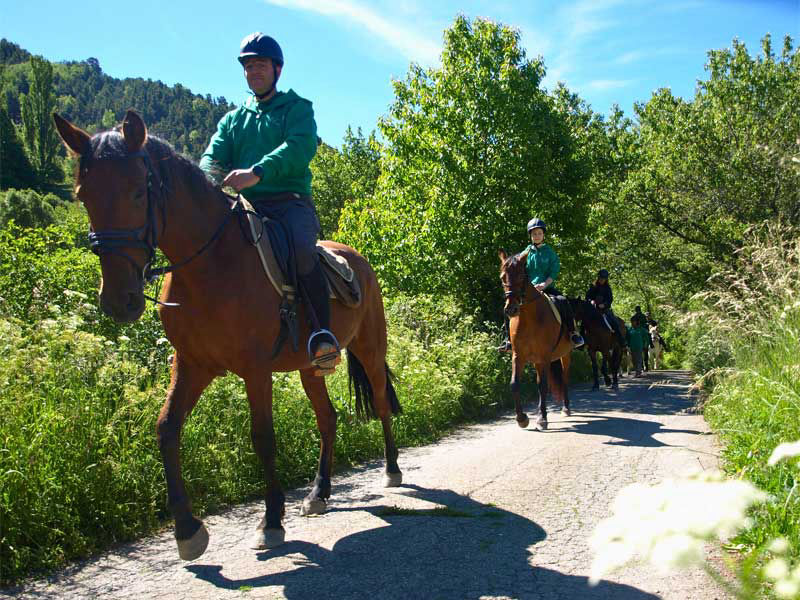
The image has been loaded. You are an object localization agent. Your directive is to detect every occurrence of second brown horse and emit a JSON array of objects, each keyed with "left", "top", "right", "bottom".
[{"left": 499, "top": 250, "right": 572, "bottom": 430}]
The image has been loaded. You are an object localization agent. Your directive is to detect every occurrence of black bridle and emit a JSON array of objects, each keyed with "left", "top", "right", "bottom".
[{"left": 86, "top": 148, "right": 239, "bottom": 307}]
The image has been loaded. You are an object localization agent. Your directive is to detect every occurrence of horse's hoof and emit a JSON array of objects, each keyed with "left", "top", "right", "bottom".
[
  {"left": 535, "top": 418, "right": 548, "bottom": 431},
  {"left": 517, "top": 415, "right": 529, "bottom": 428},
  {"left": 251, "top": 526, "right": 285, "bottom": 550},
  {"left": 176, "top": 522, "right": 209, "bottom": 561},
  {"left": 300, "top": 497, "right": 327, "bottom": 516},
  {"left": 562, "top": 406, "right": 571, "bottom": 417},
  {"left": 383, "top": 471, "right": 403, "bottom": 487}
]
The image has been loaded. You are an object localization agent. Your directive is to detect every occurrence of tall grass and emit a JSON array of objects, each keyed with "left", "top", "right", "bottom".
[{"left": 688, "top": 224, "right": 800, "bottom": 578}]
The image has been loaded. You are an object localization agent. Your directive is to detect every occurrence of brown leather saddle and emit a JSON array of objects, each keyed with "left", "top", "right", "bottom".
[{"left": 239, "top": 195, "right": 361, "bottom": 309}]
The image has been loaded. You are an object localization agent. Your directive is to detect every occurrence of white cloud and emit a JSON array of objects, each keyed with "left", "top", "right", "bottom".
[
  {"left": 584, "top": 78, "right": 636, "bottom": 91},
  {"left": 263, "top": 0, "right": 441, "bottom": 65}
]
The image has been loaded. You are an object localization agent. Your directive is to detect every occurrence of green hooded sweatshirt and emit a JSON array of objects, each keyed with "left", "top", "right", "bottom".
[
  {"left": 199, "top": 89, "right": 317, "bottom": 198},
  {"left": 525, "top": 243, "right": 560, "bottom": 289}
]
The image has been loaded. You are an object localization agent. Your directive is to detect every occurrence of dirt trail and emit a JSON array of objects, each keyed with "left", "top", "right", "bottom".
[{"left": 2, "top": 370, "right": 727, "bottom": 600}]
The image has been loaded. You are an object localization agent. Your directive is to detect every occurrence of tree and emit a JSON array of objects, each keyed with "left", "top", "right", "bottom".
[
  {"left": 312, "top": 127, "right": 382, "bottom": 238},
  {"left": 606, "top": 35, "right": 800, "bottom": 295},
  {"left": 338, "top": 16, "right": 592, "bottom": 313},
  {"left": 0, "top": 103, "right": 37, "bottom": 190},
  {"left": 0, "top": 188, "right": 57, "bottom": 228},
  {"left": 20, "top": 56, "right": 62, "bottom": 185}
]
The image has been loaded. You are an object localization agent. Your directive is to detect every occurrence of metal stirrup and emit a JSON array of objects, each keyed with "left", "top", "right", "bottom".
[{"left": 307, "top": 329, "right": 340, "bottom": 360}]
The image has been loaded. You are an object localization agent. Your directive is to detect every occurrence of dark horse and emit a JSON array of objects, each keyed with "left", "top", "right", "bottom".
[
  {"left": 498, "top": 250, "right": 572, "bottom": 430},
  {"left": 570, "top": 298, "right": 623, "bottom": 390},
  {"left": 53, "top": 110, "right": 402, "bottom": 560}
]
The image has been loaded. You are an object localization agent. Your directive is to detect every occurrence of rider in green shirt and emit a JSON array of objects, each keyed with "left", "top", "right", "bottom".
[
  {"left": 199, "top": 32, "right": 339, "bottom": 375},
  {"left": 498, "top": 218, "right": 583, "bottom": 351}
]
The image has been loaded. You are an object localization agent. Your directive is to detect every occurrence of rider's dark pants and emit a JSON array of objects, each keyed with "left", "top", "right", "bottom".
[
  {"left": 254, "top": 195, "right": 321, "bottom": 276},
  {"left": 253, "top": 195, "right": 332, "bottom": 344}
]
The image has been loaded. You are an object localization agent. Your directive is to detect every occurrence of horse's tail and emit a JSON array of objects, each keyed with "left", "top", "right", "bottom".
[{"left": 347, "top": 349, "right": 402, "bottom": 420}]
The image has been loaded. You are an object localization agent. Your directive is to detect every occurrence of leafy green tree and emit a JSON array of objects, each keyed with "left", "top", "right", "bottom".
[
  {"left": 0, "top": 188, "right": 57, "bottom": 228},
  {"left": 339, "top": 16, "right": 591, "bottom": 313},
  {"left": 0, "top": 102, "right": 37, "bottom": 190},
  {"left": 312, "top": 127, "right": 381, "bottom": 238},
  {"left": 20, "top": 56, "right": 62, "bottom": 184},
  {"left": 608, "top": 35, "right": 800, "bottom": 294}
]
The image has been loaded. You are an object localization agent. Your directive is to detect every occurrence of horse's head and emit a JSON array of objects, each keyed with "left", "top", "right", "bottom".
[
  {"left": 498, "top": 249, "right": 528, "bottom": 318},
  {"left": 54, "top": 110, "right": 158, "bottom": 323}
]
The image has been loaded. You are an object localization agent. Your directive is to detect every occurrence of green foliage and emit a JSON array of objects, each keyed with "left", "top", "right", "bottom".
[
  {"left": 0, "top": 104, "right": 37, "bottom": 190},
  {"left": 20, "top": 56, "right": 62, "bottom": 184},
  {"left": 338, "top": 16, "right": 591, "bottom": 316},
  {"left": 692, "top": 227, "right": 800, "bottom": 595},
  {"left": 311, "top": 127, "right": 381, "bottom": 238},
  {"left": 0, "top": 188, "right": 62, "bottom": 229},
  {"left": 603, "top": 35, "right": 800, "bottom": 298}
]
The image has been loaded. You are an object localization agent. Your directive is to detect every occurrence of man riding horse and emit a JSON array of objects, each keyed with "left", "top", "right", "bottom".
[
  {"left": 585, "top": 268, "right": 626, "bottom": 347},
  {"left": 199, "top": 32, "right": 340, "bottom": 375}
]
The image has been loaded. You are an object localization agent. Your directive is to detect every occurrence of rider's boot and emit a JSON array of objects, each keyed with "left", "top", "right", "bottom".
[{"left": 299, "top": 262, "right": 341, "bottom": 376}]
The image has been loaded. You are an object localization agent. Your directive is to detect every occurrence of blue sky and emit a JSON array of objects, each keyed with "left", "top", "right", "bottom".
[{"left": 2, "top": 0, "right": 798, "bottom": 145}]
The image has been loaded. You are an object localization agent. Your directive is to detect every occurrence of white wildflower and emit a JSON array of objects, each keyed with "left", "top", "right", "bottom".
[
  {"left": 769, "top": 441, "right": 800, "bottom": 466},
  {"left": 155, "top": 337, "right": 170, "bottom": 345},
  {"left": 588, "top": 470, "right": 765, "bottom": 586},
  {"left": 117, "top": 335, "right": 130, "bottom": 343},
  {"left": 775, "top": 578, "right": 800, "bottom": 599},
  {"left": 765, "top": 558, "right": 791, "bottom": 581},
  {"left": 769, "top": 538, "right": 791, "bottom": 555}
]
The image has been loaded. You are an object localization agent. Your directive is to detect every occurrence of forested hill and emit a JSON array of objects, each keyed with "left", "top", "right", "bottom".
[{"left": 0, "top": 39, "right": 235, "bottom": 159}]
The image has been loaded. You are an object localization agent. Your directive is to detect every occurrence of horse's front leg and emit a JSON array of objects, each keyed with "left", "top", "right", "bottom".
[
  {"left": 534, "top": 362, "right": 548, "bottom": 430},
  {"left": 589, "top": 350, "right": 600, "bottom": 390},
  {"left": 511, "top": 353, "right": 529, "bottom": 428},
  {"left": 246, "top": 374, "right": 286, "bottom": 550},
  {"left": 156, "top": 355, "right": 215, "bottom": 561},
  {"left": 298, "top": 369, "right": 337, "bottom": 515},
  {"left": 601, "top": 350, "right": 612, "bottom": 387}
]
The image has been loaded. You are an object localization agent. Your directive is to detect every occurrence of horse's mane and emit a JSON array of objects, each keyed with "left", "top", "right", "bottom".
[
  {"left": 578, "top": 298, "right": 606, "bottom": 328},
  {"left": 80, "top": 129, "right": 225, "bottom": 203}
]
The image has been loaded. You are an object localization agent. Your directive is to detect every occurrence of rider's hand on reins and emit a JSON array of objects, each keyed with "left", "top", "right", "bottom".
[{"left": 223, "top": 168, "right": 261, "bottom": 191}]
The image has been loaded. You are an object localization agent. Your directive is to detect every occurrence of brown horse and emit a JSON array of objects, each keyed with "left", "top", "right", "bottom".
[
  {"left": 498, "top": 250, "right": 572, "bottom": 430},
  {"left": 569, "top": 298, "right": 624, "bottom": 390},
  {"left": 53, "top": 110, "right": 402, "bottom": 561}
]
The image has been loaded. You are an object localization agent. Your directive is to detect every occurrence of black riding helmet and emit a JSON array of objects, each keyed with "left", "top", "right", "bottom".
[
  {"left": 597, "top": 268, "right": 609, "bottom": 279},
  {"left": 238, "top": 32, "right": 284, "bottom": 66},
  {"left": 527, "top": 218, "right": 546, "bottom": 234},
  {"left": 239, "top": 33, "right": 283, "bottom": 96}
]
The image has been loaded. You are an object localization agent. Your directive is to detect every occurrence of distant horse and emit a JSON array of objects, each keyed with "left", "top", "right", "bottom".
[
  {"left": 498, "top": 250, "right": 572, "bottom": 430},
  {"left": 570, "top": 298, "right": 623, "bottom": 390},
  {"left": 649, "top": 324, "right": 665, "bottom": 369},
  {"left": 53, "top": 110, "right": 402, "bottom": 561}
]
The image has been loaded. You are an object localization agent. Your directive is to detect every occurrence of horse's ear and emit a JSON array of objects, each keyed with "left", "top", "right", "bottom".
[
  {"left": 498, "top": 249, "right": 508, "bottom": 263},
  {"left": 122, "top": 109, "right": 147, "bottom": 153},
  {"left": 53, "top": 113, "right": 90, "bottom": 156}
]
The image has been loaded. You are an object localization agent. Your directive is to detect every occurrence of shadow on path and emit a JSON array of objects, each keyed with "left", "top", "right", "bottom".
[{"left": 186, "top": 485, "right": 660, "bottom": 600}]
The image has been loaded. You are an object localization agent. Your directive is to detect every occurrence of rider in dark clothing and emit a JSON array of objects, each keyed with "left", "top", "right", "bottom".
[{"left": 586, "top": 269, "right": 626, "bottom": 347}]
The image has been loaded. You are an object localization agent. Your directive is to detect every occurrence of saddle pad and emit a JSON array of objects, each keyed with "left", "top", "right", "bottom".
[
  {"left": 241, "top": 196, "right": 362, "bottom": 308},
  {"left": 543, "top": 293, "right": 562, "bottom": 324}
]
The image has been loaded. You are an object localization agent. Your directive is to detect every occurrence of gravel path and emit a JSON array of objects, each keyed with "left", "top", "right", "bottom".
[{"left": 2, "top": 369, "right": 727, "bottom": 600}]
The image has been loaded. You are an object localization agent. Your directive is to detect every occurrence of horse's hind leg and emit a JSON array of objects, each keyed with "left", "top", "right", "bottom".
[
  {"left": 534, "top": 362, "right": 548, "bottom": 430},
  {"left": 347, "top": 343, "right": 402, "bottom": 487},
  {"left": 555, "top": 354, "right": 571, "bottom": 416},
  {"left": 245, "top": 373, "right": 286, "bottom": 550},
  {"left": 156, "top": 355, "right": 214, "bottom": 560},
  {"left": 298, "top": 369, "right": 337, "bottom": 515}
]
